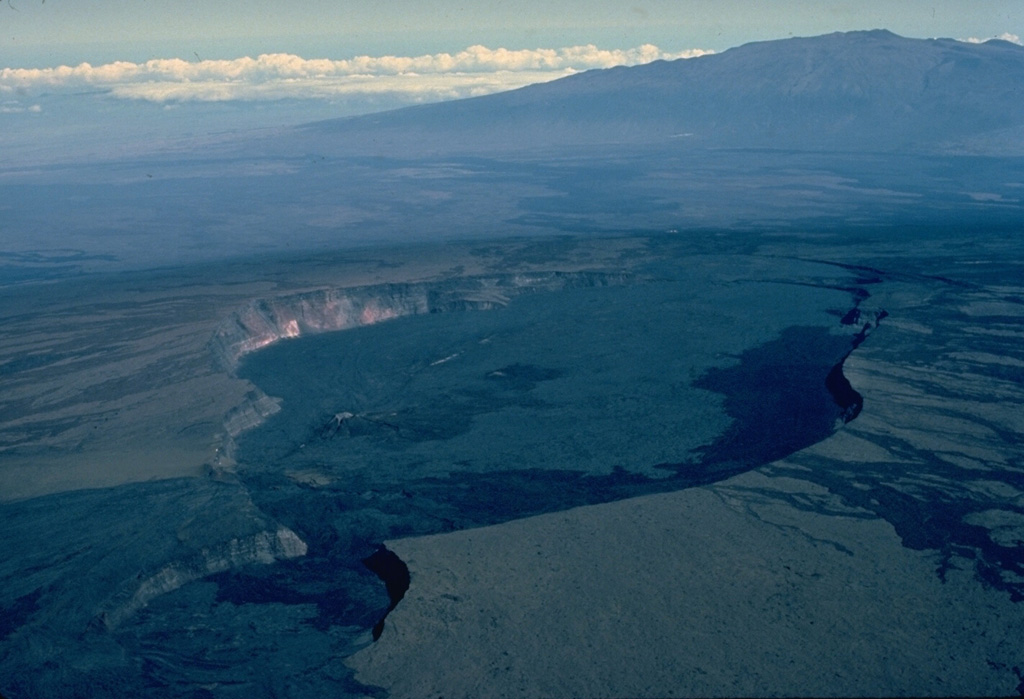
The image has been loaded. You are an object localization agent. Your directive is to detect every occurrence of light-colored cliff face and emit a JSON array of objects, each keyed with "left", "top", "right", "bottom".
[
  {"left": 209, "top": 272, "right": 632, "bottom": 373},
  {"left": 223, "top": 390, "right": 283, "bottom": 438},
  {"left": 99, "top": 527, "right": 307, "bottom": 629}
]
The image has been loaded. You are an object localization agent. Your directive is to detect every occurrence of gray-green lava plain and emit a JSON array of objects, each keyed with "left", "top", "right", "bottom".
[{"left": 1, "top": 233, "right": 1023, "bottom": 698}]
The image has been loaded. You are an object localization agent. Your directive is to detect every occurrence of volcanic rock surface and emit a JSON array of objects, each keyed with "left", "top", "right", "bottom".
[{"left": 347, "top": 244, "right": 1024, "bottom": 698}]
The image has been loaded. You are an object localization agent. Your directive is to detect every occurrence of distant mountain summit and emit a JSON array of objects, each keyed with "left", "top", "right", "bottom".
[{"left": 299, "top": 30, "right": 1024, "bottom": 155}]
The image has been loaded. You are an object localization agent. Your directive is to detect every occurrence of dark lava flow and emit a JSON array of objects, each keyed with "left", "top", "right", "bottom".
[{"left": 219, "top": 321, "right": 864, "bottom": 649}]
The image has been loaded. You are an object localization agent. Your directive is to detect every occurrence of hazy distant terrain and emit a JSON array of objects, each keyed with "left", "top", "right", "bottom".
[
  {"left": 287, "top": 30, "right": 1024, "bottom": 154},
  {"left": 1, "top": 31, "right": 1023, "bottom": 698},
  {"left": 3, "top": 32, "right": 1022, "bottom": 280}
]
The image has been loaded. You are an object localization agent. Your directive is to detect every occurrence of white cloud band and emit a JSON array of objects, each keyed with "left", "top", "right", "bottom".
[
  {"left": 960, "top": 32, "right": 1022, "bottom": 45},
  {"left": 0, "top": 44, "right": 711, "bottom": 104}
]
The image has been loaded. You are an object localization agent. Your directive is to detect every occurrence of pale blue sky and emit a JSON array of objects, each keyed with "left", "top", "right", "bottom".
[{"left": 2, "top": 0, "right": 1022, "bottom": 66}]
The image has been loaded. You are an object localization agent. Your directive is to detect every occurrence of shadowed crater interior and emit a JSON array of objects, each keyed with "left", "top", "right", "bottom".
[{"left": 229, "top": 276, "right": 865, "bottom": 644}]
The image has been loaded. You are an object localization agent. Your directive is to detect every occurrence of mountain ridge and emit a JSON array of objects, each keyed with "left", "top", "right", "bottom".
[{"left": 288, "top": 30, "right": 1024, "bottom": 155}]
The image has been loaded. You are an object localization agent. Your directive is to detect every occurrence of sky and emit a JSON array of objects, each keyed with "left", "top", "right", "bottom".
[
  {"left": 1, "top": 0, "right": 1022, "bottom": 163},
  {"left": 3, "top": 0, "right": 1022, "bottom": 64}
]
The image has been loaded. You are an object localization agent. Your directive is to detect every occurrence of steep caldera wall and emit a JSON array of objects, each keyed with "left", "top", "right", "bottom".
[
  {"left": 208, "top": 271, "right": 633, "bottom": 465},
  {"left": 210, "top": 271, "right": 633, "bottom": 373},
  {"left": 98, "top": 527, "right": 307, "bottom": 629}
]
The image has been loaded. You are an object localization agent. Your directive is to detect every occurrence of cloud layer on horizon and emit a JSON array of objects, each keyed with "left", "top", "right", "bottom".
[
  {"left": 961, "top": 32, "right": 1022, "bottom": 45},
  {"left": 0, "top": 44, "right": 712, "bottom": 105}
]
